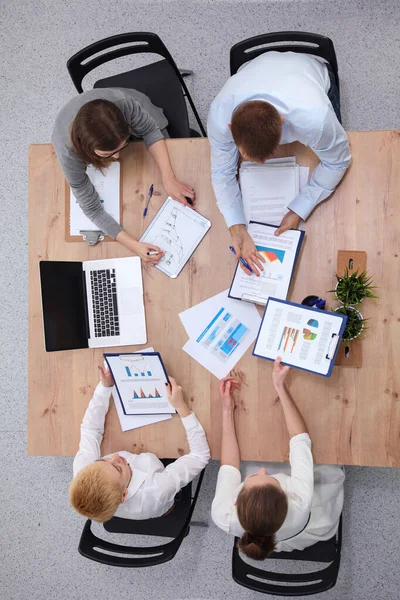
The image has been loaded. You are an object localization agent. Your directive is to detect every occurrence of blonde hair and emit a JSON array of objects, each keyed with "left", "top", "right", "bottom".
[{"left": 69, "top": 461, "right": 122, "bottom": 522}]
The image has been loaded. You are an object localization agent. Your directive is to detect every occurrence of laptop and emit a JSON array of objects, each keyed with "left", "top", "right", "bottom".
[{"left": 39, "top": 257, "right": 147, "bottom": 352}]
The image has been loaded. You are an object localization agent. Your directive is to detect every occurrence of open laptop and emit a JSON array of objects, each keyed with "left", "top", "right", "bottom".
[{"left": 39, "top": 257, "right": 147, "bottom": 352}]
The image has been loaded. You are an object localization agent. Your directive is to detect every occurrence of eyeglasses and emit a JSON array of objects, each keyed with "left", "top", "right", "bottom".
[{"left": 97, "top": 134, "right": 136, "bottom": 160}]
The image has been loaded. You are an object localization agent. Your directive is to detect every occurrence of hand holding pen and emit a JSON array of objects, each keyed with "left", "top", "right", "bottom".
[{"left": 229, "top": 226, "right": 265, "bottom": 277}]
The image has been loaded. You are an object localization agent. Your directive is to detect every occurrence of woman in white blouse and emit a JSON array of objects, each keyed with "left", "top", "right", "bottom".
[{"left": 211, "top": 357, "right": 344, "bottom": 560}]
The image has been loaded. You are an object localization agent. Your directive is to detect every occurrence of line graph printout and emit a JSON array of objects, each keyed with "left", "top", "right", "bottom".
[{"left": 140, "top": 197, "right": 211, "bottom": 278}]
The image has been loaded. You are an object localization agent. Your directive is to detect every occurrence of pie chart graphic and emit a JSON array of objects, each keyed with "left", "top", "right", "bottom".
[{"left": 303, "top": 328, "right": 318, "bottom": 341}]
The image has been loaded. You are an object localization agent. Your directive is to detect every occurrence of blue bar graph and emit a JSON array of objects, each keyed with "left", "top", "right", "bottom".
[{"left": 125, "top": 366, "right": 131, "bottom": 377}]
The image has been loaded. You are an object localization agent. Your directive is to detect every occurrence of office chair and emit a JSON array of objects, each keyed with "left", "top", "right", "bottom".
[
  {"left": 67, "top": 32, "right": 206, "bottom": 138},
  {"left": 230, "top": 31, "right": 340, "bottom": 93},
  {"left": 232, "top": 516, "right": 342, "bottom": 596},
  {"left": 78, "top": 465, "right": 205, "bottom": 567}
]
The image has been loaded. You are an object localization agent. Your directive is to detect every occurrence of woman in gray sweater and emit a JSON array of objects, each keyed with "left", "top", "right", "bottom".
[{"left": 52, "top": 88, "right": 195, "bottom": 263}]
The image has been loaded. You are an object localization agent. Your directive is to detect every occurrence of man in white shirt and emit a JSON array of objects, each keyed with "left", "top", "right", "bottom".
[
  {"left": 208, "top": 51, "right": 351, "bottom": 276},
  {"left": 70, "top": 366, "right": 210, "bottom": 522}
]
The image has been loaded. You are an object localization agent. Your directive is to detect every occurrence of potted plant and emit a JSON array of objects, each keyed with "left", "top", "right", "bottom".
[
  {"left": 330, "top": 268, "right": 378, "bottom": 306},
  {"left": 334, "top": 305, "right": 366, "bottom": 341}
]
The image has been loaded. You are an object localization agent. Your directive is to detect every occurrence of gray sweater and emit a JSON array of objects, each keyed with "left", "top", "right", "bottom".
[{"left": 52, "top": 88, "right": 168, "bottom": 239}]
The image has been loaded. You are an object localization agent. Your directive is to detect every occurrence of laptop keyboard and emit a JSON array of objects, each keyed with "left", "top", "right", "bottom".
[{"left": 90, "top": 269, "right": 120, "bottom": 338}]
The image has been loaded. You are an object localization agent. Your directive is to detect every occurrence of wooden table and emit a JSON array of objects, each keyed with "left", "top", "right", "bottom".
[{"left": 28, "top": 133, "right": 400, "bottom": 466}]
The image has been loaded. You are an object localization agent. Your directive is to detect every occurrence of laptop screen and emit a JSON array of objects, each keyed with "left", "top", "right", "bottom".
[{"left": 39, "top": 261, "right": 89, "bottom": 352}]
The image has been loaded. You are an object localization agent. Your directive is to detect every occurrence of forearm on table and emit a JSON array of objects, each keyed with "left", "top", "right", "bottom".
[
  {"left": 115, "top": 230, "right": 140, "bottom": 252},
  {"left": 147, "top": 139, "right": 175, "bottom": 181},
  {"left": 220, "top": 408, "right": 240, "bottom": 469},
  {"left": 276, "top": 384, "right": 308, "bottom": 439}
]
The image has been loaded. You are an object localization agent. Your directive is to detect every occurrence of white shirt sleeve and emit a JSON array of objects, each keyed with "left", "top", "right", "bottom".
[
  {"left": 289, "top": 107, "right": 351, "bottom": 220},
  {"left": 151, "top": 412, "right": 210, "bottom": 503},
  {"left": 288, "top": 433, "right": 314, "bottom": 511},
  {"left": 72, "top": 382, "right": 113, "bottom": 476},
  {"left": 211, "top": 465, "right": 243, "bottom": 534},
  {"left": 207, "top": 104, "right": 246, "bottom": 228}
]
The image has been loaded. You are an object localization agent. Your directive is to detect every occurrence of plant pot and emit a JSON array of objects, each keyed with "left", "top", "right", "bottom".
[
  {"left": 334, "top": 306, "right": 364, "bottom": 341},
  {"left": 334, "top": 281, "right": 363, "bottom": 307}
]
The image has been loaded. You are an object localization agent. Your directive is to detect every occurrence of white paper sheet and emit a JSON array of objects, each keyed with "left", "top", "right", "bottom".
[
  {"left": 239, "top": 157, "right": 309, "bottom": 227},
  {"left": 253, "top": 300, "right": 345, "bottom": 376},
  {"left": 140, "top": 197, "right": 211, "bottom": 278},
  {"left": 108, "top": 348, "right": 172, "bottom": 432},
  {"left": 179, "top": 290, "right": 261, "bottom": 379},
  {"left": 70, "top": 162, "right": 120, "bottom": 235},
  {"left": 229, "top": 223, "right": 304, "bottom": 305}
]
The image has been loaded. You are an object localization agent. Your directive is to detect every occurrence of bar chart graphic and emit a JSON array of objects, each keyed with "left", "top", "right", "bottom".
[
  {"left": 257, "top": 245, "right": 286, "bottom": 264},
  {"left": 133, "top": 388, "right": 161, "bottom": 399},
  {"left": 278, "top": 326, "right": 300, "bottom": 353},
  {"left": 125, "top": 366, "right": 152, "bottom": 377}
]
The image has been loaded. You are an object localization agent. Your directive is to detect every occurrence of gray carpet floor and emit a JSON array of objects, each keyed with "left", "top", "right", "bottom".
[{"left": 1, "top": 1, "right": 399, "bottom": 599}]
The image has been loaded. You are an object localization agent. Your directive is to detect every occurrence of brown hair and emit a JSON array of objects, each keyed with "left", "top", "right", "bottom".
[
  {"left": 69, "top": 462, "right": 123, "bottom": 522},
  {"left": 236, "top": 483, "right": 288, "bottom": 560},
  {"left": 230, "top": 100, "right": 282, "bottom": 162},
  {"left": 70, "top": 99, "right": 130, "bottom": 170}
]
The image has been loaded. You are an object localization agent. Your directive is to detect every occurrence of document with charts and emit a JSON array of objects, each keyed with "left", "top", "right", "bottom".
[
  {"left": 179, "top": 289, "right": 261, "bottom": 379},
  {"left": 229, "top": 222, "right": 305, "bottom": 306},
  {"left": 104, "top": 352, "right": 175, "bottom": 415},
  {"left": 253, "top": 299, "right": 348, "bottom": 377},
  {"left": 140, "top": 197, "right": 211, "bottom": 278},
  {"left": 70, "top": 162, "right": 120, "bottom": 235}
]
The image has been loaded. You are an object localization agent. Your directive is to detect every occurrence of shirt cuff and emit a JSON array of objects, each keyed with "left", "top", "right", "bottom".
[
  {"left": 180, "top": 412, "right": 200, "bottom": 431},
  {"left": 222, "top": 207, "right": 247, "bottom": 229},
  {"left": 288, "top": 193, "right": 315, "bottom": 221},
  {"left": 95, "top": 382, "right": 114, "bottom": 397},
  {"left": 106, "top": 222, "right": 123, "bottom": 240},
  {"left": 219, "top": 464, "right": 241, "bottom": 478},
  {"left": 289, "top": 432, "right": 312, "bottom": 447},
  {"left": 143, "top": 129, "right": 164, "bottom": 149}
]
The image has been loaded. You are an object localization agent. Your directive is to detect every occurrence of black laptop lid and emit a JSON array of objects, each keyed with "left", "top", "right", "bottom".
[{"left": 39, "top": 261, "right": 89, "bottom": 352}]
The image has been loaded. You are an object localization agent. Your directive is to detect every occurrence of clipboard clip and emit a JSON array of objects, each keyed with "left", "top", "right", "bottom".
[
  {"left": 325, "top": 334, "right": 340, "bottom": 360},
  {"left": 118, "top": 354, "right": 146, "bottom": 363},
  {"left": 80, "top": 230, "right": 104, "bottom": 246}
]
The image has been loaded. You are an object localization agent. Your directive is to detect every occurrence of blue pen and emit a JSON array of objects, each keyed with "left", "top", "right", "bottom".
[
  {"left": 229, "top": 246, "right": 254, "bottom": 274},
  {"left": 143, "top": 184, "right": 154, "bottom": 217}
]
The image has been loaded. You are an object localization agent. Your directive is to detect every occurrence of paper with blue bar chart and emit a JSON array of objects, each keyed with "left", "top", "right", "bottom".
[
  {"left": 229, "top": 222, "right": 304, "bottom": 306},
  {"left": 253, "top": 299, "right": 347, "bottom": 377},
  {"left": 69, "top": 162, "right": 120, "bottom": 236},
  {"left": 179, "top": 289, "right": 261, "bottom": 379},
  {"left": 104, "top": 352, "right": 175, "bottom": 415}
]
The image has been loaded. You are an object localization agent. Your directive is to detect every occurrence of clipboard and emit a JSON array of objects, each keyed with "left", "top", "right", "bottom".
[
  {"left": 228, "top": 222, "right": 305, "bottom": 305},
  {"left": 252, "top": 298, "right": 348, "bottom": 377},
  {"left": 140, "top": 197, "right": 212, "bottom": 278},
  {"left": 104, "top": 352, "right": 176, "bottom": 415},
  {"left": 65, "top": 162, "right": 123, "bottom": 242}
]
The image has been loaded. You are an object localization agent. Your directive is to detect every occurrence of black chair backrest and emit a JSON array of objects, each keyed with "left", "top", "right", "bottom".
[
  {"left": 67, "top": 32, "right": 178, "bottom": 94},
  {"left": 232, "top": 516, "right": 342, "bottom": 596},
  {"left": 67, "top": 32, "right": 206, "bottom": 137},
  {"left": 78, "top": 468, "right": 205, "bottom": 567},
  {"left": 230, "top": 31, "right": 339, "bottom": 89}
]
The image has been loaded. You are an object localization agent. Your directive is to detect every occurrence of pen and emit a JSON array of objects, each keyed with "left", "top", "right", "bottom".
[
  {"left": 185, "top": 196, "right": 194, "bottom": 206},
  {"left": 147, "top": 250, "right": 159, "bottom": 256},
  {"left": 143, "top": 184, "right": 154, "bottom": 217},
  {"left": 229, "top": 245, "right": 254, "bottom": 274}
]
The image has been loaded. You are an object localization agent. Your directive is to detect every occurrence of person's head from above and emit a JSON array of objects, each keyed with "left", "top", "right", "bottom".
[
  {"left": 236, "top": 467, "right": 288, "bottom": 560},
  {"left": 70, "top": 99, "right": 132, "bottom": 170},
  {"left": 229, "top": 100, "right": 283, "bottom": 164},
  {"left": 69, "top": 453, "right": 132, "bottom": 522}
]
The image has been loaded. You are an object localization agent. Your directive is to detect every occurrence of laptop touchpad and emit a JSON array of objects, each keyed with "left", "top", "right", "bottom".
[{"left": 119, "top": 288, "right": 142, "bottom": 315}]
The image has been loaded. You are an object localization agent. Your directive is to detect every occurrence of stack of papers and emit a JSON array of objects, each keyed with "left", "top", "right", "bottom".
[
  {"left": 239, "top": 157, "right": 309, "bottom": 226},
  {"left": 179, "top": 290, "right": 262, "bottom": 379},
  {"left": 70, "top": 162, "right": 120, "bottom": 236}
]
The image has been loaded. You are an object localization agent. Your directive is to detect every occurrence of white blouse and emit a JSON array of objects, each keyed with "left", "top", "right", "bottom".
[
  {"left": 73, "top": 383, "right": 210, "bottom": 520},
  {"left": 211, "top": 433, "right": 344, "bottom": 552}
]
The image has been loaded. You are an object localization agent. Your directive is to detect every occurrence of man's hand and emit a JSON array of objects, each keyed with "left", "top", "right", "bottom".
[
  {"left": 98, "top": 365, "right": 114, "bottom": 388},
  {"left": 229, "top": 224, "right": 265, "bottom": 277},
  {"left": 275, "top": 210, "right": 302, "bottom": 236},
  {"left": 163, "top": 175, "right": 196, "bottom": 208},
  {"left": 219, "top": 377, "right": 241, "bottom": 410},
  {"left": 166, "top": 376, "right": 191, "bottom": 417},
  {"left": 272, "top": 356, "right": 291, "bottom": 391}
]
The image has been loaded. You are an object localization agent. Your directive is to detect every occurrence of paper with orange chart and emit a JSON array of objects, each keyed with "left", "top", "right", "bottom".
[{"left": 229, "top": 222, "right": 304, "bottom": 306}]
